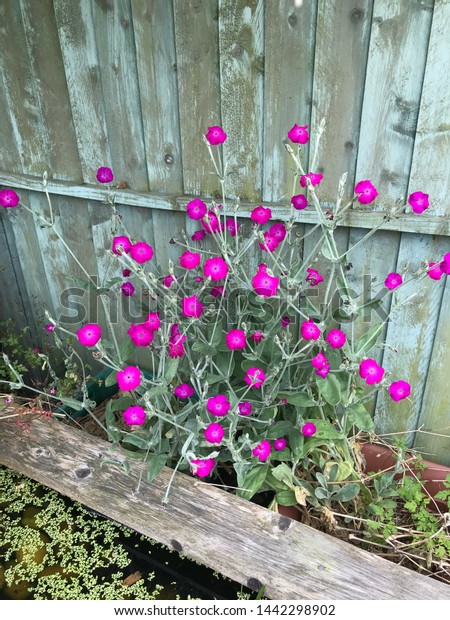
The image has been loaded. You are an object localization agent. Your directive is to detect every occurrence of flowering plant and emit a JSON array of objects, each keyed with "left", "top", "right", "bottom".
[{"left": 1, "top": 122, "right": 448, "bottom": 511}]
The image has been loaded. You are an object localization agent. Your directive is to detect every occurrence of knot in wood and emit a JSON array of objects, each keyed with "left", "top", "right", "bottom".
[
  {"left": 75, "top": 466, "right": 91, "bottom": 479},
  {"left": 350, "top": 8, "right": 364, "bottom": 22},
  {"left": 287, "top": 13, "right": 298, "bottom": 27},
  {"left": 164, "top": 153, "right": 174, "bottom": 165}
]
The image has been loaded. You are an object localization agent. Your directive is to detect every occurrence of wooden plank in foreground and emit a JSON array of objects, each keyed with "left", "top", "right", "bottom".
[{"left": 1, "top": 417, "right": 449, "bottom": 600}]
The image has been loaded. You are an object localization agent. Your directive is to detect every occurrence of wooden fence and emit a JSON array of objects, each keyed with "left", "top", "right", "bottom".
[{"left": 0, "top": 0, "right": 449, "bottom": 463}]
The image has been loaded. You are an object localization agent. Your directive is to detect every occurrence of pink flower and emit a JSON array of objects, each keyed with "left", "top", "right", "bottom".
[
  {"left": 44, "top": 324, "right": 55, "bottom": 332},
  {"left": 225, "top": 219, "right": 240, "bottom": 237},
  {"left": 274, "top": 438, "right": 287, "bottom": 451},
  {"left": 182, "top": 295, "right": 204, "bottom": 318},
  {"left": 251, "top": 205, "right": 272, "bottom": 225},
  {"left": 130, "top": 241, "right": 154, "bottom": 263},
  {"left": 179, "top": 250, "right": 201, "bottom": 270},
  {"left": 121, "top": 282, "right": 135, "bottom": 297},
  {"left": 122, "top": 269, "right": 131, "bottom": 277},
  {"left": 311, "top": 352, "right": 329, "bottom": 369},
  {"left": 441, "top": 253, "right": 450, "bottom": 275},
  {"left": 259, "top": 232, "right": 279, "bottom": 252},
  {"left": 170, "top": 324, "right": 182, "bottom": 339},
  {"left": 196, "top": 274, "right": 204, "bottom": 281},
  {"left": 384, "top": 272, "right": 403, "bottom": 290},
  {"left": 252, "top": 439, "right": 271, "bottom": 461},
  {"left": 315, "top": 365, "right": 330, "bottom": 378},
  {"left": 359, "top": 359, "right": 385, "bottom": 385},
  {"left": 427, "top": 262, "right": 444, "bottom": 281},
  {"left": 291, "top": 194, "right": 308, "bottom": 210},
  {"left": 280, "top": 316, "right": 291, "bottom": 328},
  {"left": 269, "top": 223, "right": 287, "bottom": 243},
  {"left": 252, "top": 264, "right": 280, "bottom": 297},
  {"left": 122, "top": 405, "right": 146, "bottom": 426},
  {"left": 287, "top": 124, "right": 309, "bottom": 144},
  {"left": 225, "top": 329, "right": 246, "bottom": 350},
  {"left": 326, "top": 329, "right": 346, "bottom": 349},
  {"left": 0, "top": 189, "right": 20, "bottom": 208},
  {"left": 144, "top": 312, "right": 161, "bottom": 332},
  {"left": 354, "top": 180, "right": 378, "bottom": 205},
  {"left": 204, "top": 256, "right": 228, "bottom": 282},
  {"left": 128, "top": 323, "right": 154, "bottom": 347},
  {"left": 300, "top": 172, "right": 323, "bottom": 188},
  {"left": 301, "top": 422, "right": 316, "bottom": 437},
  {"left": 301, "top": 319, "right": 321, "bottom": 341},
  {"left": 201, "top": 210, "right": 223, "bottom": 234},
  {"left": 207, "top": 394, "right": 231, "bottom": 417},
  {"left": 117, "top": 366, "right": 141, "bottom": 391},
  {"left": 191, "top": 458, "right": 215, "bottom": 478},
  {"left": 408, "top": 191, "right": 429, "bottom": 214},
  {"left": 49, "top": 388, "right": 56, "bottom": 395},
  {"left": 186, "top": 198, "right": 207, "bottom": 220},
  {"left": 112, "top": 236, "right": 132, "bottom": 255},
  {"left": 238, "top": 401, "right": 252, "bottom": 416},
  {"left": 174, "top": 383, "right": 194, "bottom": 399},
  {"left": 211, "top": 285, "right": 225, "bottom": 297},
  {"left": 205, "top": 126, "right": 227, "bottom": 145},
  {"left": 306, "top": 267, "right": 324, "bottom": 287},
  {"left": 251, "top": 331, "right": 264, "bottom": 343},
  {"left": 163, "top": 274, "right": 176, "bottom": 288},
  {"left": 204, "top": 422, "right": 224, "bottom": 444},
  {"left": 77, "top": 324, "right": 102, "bottom": 347},
  {"left": 96, "top": 167, "right": 114, "bottom": 183},
  {"left": 244, "top": 367, "right": 266, "bottom": 388},
  {"left": 192, "top": 229, "right": 206, "bottom": 241},
  {"left": 389, "top": 380, "right": 411, "bottom": 402},
  {"left": 169, "top": 342, "right": 185, "bottom": 358}
]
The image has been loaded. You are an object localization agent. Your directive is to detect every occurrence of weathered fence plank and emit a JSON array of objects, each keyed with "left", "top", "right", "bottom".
[{"left": 1, "top": 417, "right": 449, "bottom": 600}]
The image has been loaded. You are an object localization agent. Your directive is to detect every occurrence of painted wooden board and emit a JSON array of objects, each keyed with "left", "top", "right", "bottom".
[
  {"left": 219, "top": 0, "right": 264, "bottom": 201},
  {"left": 310, "top": 0, "right": 373, "bottom": 201},
  {"left": 2, "top": 172, "right": 448, "bottom": 236},
  {"left": 263, "top": 0, "right": 317, "bottom": 203},
  {"left": 374, "top": 0, "right": 450, "bottom": 441},
  {"left": 173, "top": 0, "right": 222, "bottom": 197},
  {"left": 53, "top": 0, "right": 110, "bottom": 183},
  {"left": 1, "top": 417, "right": 450, "bottom": 600}
]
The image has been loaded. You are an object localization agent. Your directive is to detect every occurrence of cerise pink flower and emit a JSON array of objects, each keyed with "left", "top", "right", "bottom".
[
  {"left": 300, "top": 172, "right": 323, "bottom": 188},
  {"left": 204, "top": 422, "right": 224, "bottom": 444},
  {"left": 259, "top": 232, "right": 279, "bottom": 252},
  {"left": 144, "top": 312, "right": 161, "bottom": 332},
  {"left": 128, "top": 323, "right": 154, "bottom": 347},
  {"left": 408, "top": 191, "right": 429, "bottom": 214},
  {"left": 225, "top": 329, "right": 247, "bottom": 350},
  {"left": 182, "top": 295, "right": 204, "bottom": 318},
  {"left": 174, "top": 383, "right": 194, "bottom": 399},
  {"left": 315, "top": 364, "right": 330, "bottom": 378},
  {"left": 179, "top": 250, "right": 201, "bottom": 270},
  {"left": 225, "top": 219, "right": 240, "bottom": 237},
  {"left": 77, "top": 324, "right": 102, "bottom": 347},
  {"left": 252, "top": 264, "right": 280, "bottom": 297},
  {"left": 191, "top": 458, "right": 215, "bottom": 478},
  {"left": 251, "top": 331, "right": 264, "bottom": 343},
  {"left": 205, "top": 126, "right": 227, "bottom": 145},
  {"left": 238, "top": 401, "right": 252, "bottom": 416},
  {"left": 441, "top": 253, "right": 450, "bottom": 275},
  {"left": 96, "top": 167, "right": 114, "bottom": 183},
  {"left": 117, "top": 366, "right": 141, "bottom": 391},
  {"left": 192, "top": 229, "right": 206, "bottom": 241},
  {"left": 122, "top": 405, "right": 146, "bottom": 426},
  {"left": 269, "top": 223, "right": 287, "bottom": 243},
  {"left": 326, "top": 329, "right": 346, "bottom": 349},
  {"left": 359, "top": 359, "right": 385, "bottom": 385},
  {"left": 354, "top": 180, "right": 378, "bottom": 204},
  {"left": 44, "top": 324, "right": 55, "bottom": 332},
  {"left": 311, "top": 352, "right": 329, "bottom": 369},
  {"left": 389, "top": 380, "right": 411, "bottom": 402},
  {"left": 287, "top": 124, "right": 309, "bottom": 144},
  {"left": 121, "top": 282, "right": 135, "bottom": 297},
  {"left": 301, "top": 422, "right": 316, "bottom": 437},
  {"left": 280, "top": 316, "right": 291, "bottom": 328},
  {"left": 204, "top": 256, "right": 228, "bottom": 282},
  {"left": 112, "top": 236, "right": 132, "bottom": 255},
  {"left": 122, "top": 269, "right": 131, "bottom": 277},
  {"left": 274, "top": 438, "right": 287, "bottom": 451},
  {"left": 0, "top": 189, "right": 20, "bottom": 208},
  {"left": 251, "top": 205, "right": 272, "bottom": 225},
  {"left": 291, "top": 194, "right": 308, "bottom": 210},
  {"left": 207, "top": 394, "right": 231, "bottom": 416},
  {"left": 163, "top": 274, "right": 176, "bottom": 288},
  {"left": 384, "top": 272, "right": 403, "bottom": 290},
  {"left": 252, "top": 439, "right": 271, "bottom": 461},
  {"left": 427, "top": 262, "right": 444, "bottom": 281},
  {"left": 211, "top": 285, "right": 225, "bottom": 297},
  {"left": 130, "top": 241, "right": 154, "bottom": 264},
  {"left": 301, "top": 320, "right": 321, "bottom": 341},
  {"left": 169, "top": 342, "right": 185, "bottom": 358},
  {"left": 186, "top": 198, "right": 207, "bottom": 220},
  {"left": 244, "top": 367, "right": 266, "bottom": 388},
  {"left": 306, "top": 267, "right": 324, "bottom": 286},
  {"left": 201, "top": 210, "right": 222, "bottom": 234}
]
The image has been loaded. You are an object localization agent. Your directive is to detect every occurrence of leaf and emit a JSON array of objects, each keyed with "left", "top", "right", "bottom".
[
  {"left": 264, "top": 421, "right": 293, "bottom": 440},
  {"left": 334, "top": 483, "right": 360, "bottom": 502},
  {"left": 164, "top": 357, "right": 179, "bottom": 383},
  {"left": 309, "top": 419, "right": 343, "bottom": 441},
  {"left": 288, "top": 430, "right": 304, "bottom": 459},
  {"left": 271, "top": 463, "right": 294, "bottom": 488},
  {"left": 321, "top": 240, "right": 336, "bottom": 261},
  {"left": 192, "top": 341, "right": 216, "bottom": 355},
  {"left": 355, "top": 323, "right": 383, "bottom": 356},
  {"left": 122, "top": 433, "right": 150, "bottom": 450},
  {"left": 316, "top": 374, "right": 341, "bottom": 406},
  {"left": 346, "top": 403, "right": 375, "bottom": 432},
  {"left": 105, "top": 371, "right": 118, "bottom": 388},
  {"left": 206, "top": 321, "right": 223, "bottom": 348},
  {"left": 110, "top": 396, "right": 134, "bottom": 412},
  {"left": 315, "top": 487, "right": 329, "bottom": 500},
  {"left": 144, "top": 384, "right": 168, "bottom": 399},
  {"left": 147, "top": 454, "right": 168, "bottom": 483},
  {"left": 118, "top": 337, "right": 136, "bottom": 363},
  {"left": 205, "top": 374, "right": 223, "bottom": 385},
  {"left": 237, "top": 464, "right": 269, "bottom": 501},
  {"left": 326, "top": 460, "right": 354, "bottom": 482},
  {"left": 275, "top": 490, "right": 297, "bottom": 506},
  {"left": 279, "top": 392, "right": 316, "bottom": 407},
  {"left": 294, "top": 486, "right": 309, "bottom": 507}
]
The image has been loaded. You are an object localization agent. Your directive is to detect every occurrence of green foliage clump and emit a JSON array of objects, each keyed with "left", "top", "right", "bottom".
[{"left": 0, "top": 320, "right": 38, "bottom": 384}]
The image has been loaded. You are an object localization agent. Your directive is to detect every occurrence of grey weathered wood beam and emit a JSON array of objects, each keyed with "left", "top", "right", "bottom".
[
  {"left": 1, "top": 416, "right": 449, "bottom": 600},
  {"left": 1, "top": 171, "right": 449, "bottom": 237}
]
